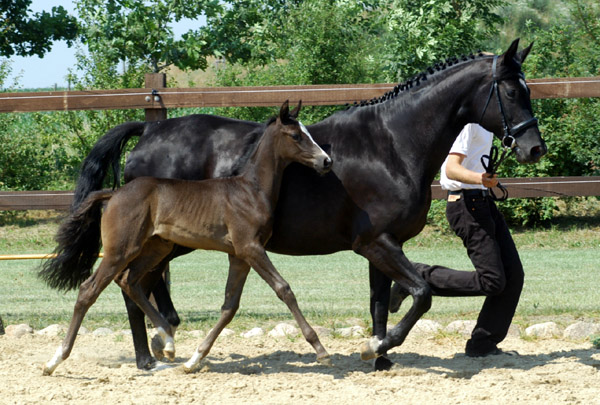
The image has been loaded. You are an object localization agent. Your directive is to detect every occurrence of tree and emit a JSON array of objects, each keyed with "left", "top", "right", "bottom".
[
  {"left": 75, "top": 0, "right": 222, "bottom": 73},
  {"left": 379, "top": 0, "right": 506, "bottom": 81},
  {"left": 0, "top": 0, "right": 78, "bottom": 57}
]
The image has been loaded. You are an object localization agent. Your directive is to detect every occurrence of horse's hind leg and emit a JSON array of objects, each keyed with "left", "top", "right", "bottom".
[
  {"left": 184, "top": 255, "right": 250, "bottom": 373},
  {"left": 43, "top": 259, "right": 124, "bottom": 375},
  {"left": 238, "top": 243, "right": 331, "bottom": 365}
]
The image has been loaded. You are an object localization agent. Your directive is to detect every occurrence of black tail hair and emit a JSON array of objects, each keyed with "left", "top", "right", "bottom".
[
  {"left": 72, "top": 121, "right": 145, "bottom": 211},
  {"left": 39, "top": 191, "right": 113, "bottom": 291}
]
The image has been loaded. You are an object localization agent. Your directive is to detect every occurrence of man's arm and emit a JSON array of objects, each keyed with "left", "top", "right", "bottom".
[{"left": 445, "top": 153, "right": 498, "bottom": 188}]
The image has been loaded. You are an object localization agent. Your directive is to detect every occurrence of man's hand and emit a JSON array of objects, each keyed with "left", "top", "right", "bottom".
[{"left": 481, "top": 173, "right": 499, "bottom": 188}]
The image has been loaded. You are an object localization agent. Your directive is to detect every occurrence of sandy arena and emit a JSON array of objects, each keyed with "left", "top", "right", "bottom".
[{"left": 1, "top": 327, "right": 599, "bottom": 404}]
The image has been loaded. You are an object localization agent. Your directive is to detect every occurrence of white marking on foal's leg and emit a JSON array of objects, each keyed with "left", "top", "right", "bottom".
[
  {"left": 42, "top": 346, "right": 64, "bottom": 376},
  {"left": 183, "top": 350, "right": 203, "bottom": 373},
  {"left": 157, "top": 327, "right": 175, "bottom": 361},
  {"left": 360, "top": 337, "right": 383, "bottom": 361}
]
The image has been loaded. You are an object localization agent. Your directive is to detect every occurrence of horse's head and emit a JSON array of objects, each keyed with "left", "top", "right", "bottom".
[
  {"left": 477, "top": 39, "right": 547, "bottom": 164},
  {"left": 272, "top": 100, "right": 333, "bottom": 174}
]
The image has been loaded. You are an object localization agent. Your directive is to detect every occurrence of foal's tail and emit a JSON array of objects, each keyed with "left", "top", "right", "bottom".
[
  {"left": 72, "top": 121, "right": 145, "bottom": 211},
  {"left": 39, "top": 191, "right": 113, "bottom": 291}
]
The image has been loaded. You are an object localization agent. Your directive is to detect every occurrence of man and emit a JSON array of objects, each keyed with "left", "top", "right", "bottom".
[{"left": 390, "top": 123, "right": 523, "bottom": 357}]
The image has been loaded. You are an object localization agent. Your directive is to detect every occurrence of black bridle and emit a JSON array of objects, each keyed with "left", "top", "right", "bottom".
[{"left": 478, "top": 55, "right": 539, "bottom": 201}]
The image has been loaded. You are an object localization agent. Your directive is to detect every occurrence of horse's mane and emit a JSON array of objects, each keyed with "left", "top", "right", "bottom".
[{"left": 347, "top": 51, "right": 487, "bottom": 109}]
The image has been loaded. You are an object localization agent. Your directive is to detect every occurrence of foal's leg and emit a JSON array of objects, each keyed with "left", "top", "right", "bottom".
[
  {"left": 115, "top": 238, "right": 177, "bottom": 361},
  {"left": 124, "top": 247, "right": 187, "bottom": 369},
  {"left": 355, "top": 233, "right": 432, "bottom": 361},
  {"left": 122, "top": 261, "right": 179, "bottom": 369},
  {"left": 237, "top": 243, "right": 331, "bottom": 365},
  {"left": 43, "top": 258, "right": 127, "bottom": 375},
  {"left": 183, "top": 255, "right": 250, "bottom": 373}
]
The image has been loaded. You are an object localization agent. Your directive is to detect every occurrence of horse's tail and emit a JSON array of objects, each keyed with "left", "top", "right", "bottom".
[
  {"left": 39, "top": 191, "right": 113, "bottom": 291},
  {"left": 72, "top": 121, "right": 146, "bottom": 211}
]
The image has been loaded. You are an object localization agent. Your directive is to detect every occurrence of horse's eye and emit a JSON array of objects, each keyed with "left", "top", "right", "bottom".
[
  {"left": 507, "top": 89, "right": 516, "bottom": 98},
  {"left": 291, "top": 133, "right": 301, "bottom": 142}
]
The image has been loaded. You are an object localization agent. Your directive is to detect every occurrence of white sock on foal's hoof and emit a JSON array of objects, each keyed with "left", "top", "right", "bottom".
[
  {"left": 183, "top": 351, "right": 203, "bottom": 373},
  {"left": 42, "top": 346, "right": 64, "bottom": 376},
  {"left": 156, "top": 327, "right": 176, "bottom": 361}
]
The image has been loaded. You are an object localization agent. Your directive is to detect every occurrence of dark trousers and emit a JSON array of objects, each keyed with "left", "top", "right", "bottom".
[{"left": 414, "top": 193, "right": 524, "bottom": 354}]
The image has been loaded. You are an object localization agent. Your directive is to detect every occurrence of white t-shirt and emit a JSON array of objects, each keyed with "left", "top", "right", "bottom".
[{"left": 440, "top": 123, "right": 493, "bottom": 191}]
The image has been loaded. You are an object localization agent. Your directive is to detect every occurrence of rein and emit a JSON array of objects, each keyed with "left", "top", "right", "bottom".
[{"left": 478, "top": 55, "right": 539, "bottom": 201}]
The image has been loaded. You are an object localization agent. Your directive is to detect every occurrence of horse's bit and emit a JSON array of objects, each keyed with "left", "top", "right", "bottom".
[{"left": 478, "top": 55, "right": 539, "bottom": 201}]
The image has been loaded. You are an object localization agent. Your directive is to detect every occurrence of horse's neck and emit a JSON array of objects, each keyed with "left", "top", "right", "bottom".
[
  {"left": 240, "top": 132, "right": 287, "bottom": 207},
  {"left": 386, "top": 62, "right": 488, "bottom": 184}
]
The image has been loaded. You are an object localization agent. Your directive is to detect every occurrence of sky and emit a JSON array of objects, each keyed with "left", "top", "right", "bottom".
[{"left": 6, "top": 1, "right": 202, "bottom": 89}]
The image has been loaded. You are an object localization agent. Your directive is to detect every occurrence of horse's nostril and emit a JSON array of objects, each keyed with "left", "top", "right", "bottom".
[
  {"left": 324, "top": 157, "right": 332, "bottom": 168},
  {"left": 531, "top": 145, "right": 546, "bottom": 159}
]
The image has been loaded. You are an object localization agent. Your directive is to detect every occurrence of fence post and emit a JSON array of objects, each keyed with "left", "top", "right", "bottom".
[
  {"left": 143, "top": 73, "right": 171, "bottom": 298},
  {"left": 0, "top": 315, "right": 4, "bottom": 335},
  {"left": 144, "top": 73, "right": 167, "bottom": 122}
]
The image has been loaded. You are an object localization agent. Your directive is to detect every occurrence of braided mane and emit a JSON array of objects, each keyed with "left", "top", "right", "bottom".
[{"left": 347, "top": 51, "right": 486, "bottom": 109}]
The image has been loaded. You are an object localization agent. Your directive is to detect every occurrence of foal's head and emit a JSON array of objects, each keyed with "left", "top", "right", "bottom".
[{"left": 269, "top": 100, "right": 332, "bottom": 175}]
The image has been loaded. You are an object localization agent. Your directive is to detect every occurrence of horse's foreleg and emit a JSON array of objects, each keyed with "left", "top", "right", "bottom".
[
  {"left": 368, "top": 264, "right": 395, "bottom": 371},
  {"left": 238, "top": 244, "right": 331, "bottom": 365},
  {"left": 122, "top": 291, "right": 154, "bottom": 369},
  {"left": 43, "top": 260, "right": 121, "bottom": 375},
  {"left": 184, "top": 255, "right": 250, "bottom": 373},
  {"left": 356, "top": 233, "right": 431, "bottom": 362}
]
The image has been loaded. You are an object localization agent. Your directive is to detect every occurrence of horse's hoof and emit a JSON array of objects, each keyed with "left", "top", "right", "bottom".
[
  {"left": 373, "top": 356, "right": 394, "bottom": 371},
  {"left": 360, "top": 337, "right": 382, "bottom": 361},
  {"left": 317, "top": 355, "right": 332, "bottom": 366},
  {"left": 42, "top": 365, "right": 53, "bottom": 376},
  {"left": 139, "top": 357, "right": 157, "bottom": 371},
  {"left": 151, "top": 334, "right": 166, "bottom": 361}
]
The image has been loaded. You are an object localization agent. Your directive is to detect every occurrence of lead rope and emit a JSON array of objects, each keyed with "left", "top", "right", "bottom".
[{"left": 481, "top": 144, "right": 512, "bottom": 201}]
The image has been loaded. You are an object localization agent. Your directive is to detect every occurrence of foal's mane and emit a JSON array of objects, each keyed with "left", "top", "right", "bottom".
[
  {"left": 347, "top": 51, "right": 487, "bottom": 109},
  {"left": 230, "top": 114, "right": 291, "bottom": 176}
]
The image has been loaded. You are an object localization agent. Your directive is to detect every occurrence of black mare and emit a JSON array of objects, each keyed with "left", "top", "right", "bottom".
[{"left": 43, "top": 39, "right": 546, "bottom": 371}]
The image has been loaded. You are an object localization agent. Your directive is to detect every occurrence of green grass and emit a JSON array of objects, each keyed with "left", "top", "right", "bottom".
[{"left": 1, "top": 210, "right": 599, "bottom": 332}]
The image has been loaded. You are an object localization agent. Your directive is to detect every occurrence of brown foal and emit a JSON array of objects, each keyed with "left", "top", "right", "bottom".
[{"left": 43, "top": 101, "right": 333, "bottom": 375}]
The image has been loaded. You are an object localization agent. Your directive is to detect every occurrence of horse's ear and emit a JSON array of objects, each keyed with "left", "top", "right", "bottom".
[
  {"left": 289, "top": 100, "right": 302, "bottom": 119},
  {"left": 280, "top": 100, "right": 290, "bottom": 121},
  {"left": 501, "top": 38, "right": 521, "bottom": 67},
  {"left": 516, "top": 42, "right": 533, "bottom": 65}
]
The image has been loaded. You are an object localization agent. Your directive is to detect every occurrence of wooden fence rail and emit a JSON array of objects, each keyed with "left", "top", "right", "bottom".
[
  {"left": 0, "top": 74, "right": 599, "bottom": 210},
  {"left": 1, "top": 77, "right": 600, "bottom": 113},
  {"left": 2, "top": 176, "right": 600, "bottom": 211}
]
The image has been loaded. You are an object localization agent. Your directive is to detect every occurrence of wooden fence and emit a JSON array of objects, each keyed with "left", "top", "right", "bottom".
[{"left": 1, "top": 74, "right": 599, "bottom": 210}]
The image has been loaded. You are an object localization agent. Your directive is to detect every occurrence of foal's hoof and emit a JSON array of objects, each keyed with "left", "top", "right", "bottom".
[
  {"left": 183, "top": 352, "right": 203, "bottom": 374},
  {"left": 164, "top": 348, "right": 176, "bottom": 362},
  {"left": 360, "top": 337, "right": 382, "bottom": 361},
  {"left": 42, "top": 365, "right": 54, "bottom": 376},
  {"left": 316, "top": 354, "right": 332, "bottom": 367},
  {"left": 151, "top": 334, "right": 166, "bottom": 362}
]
